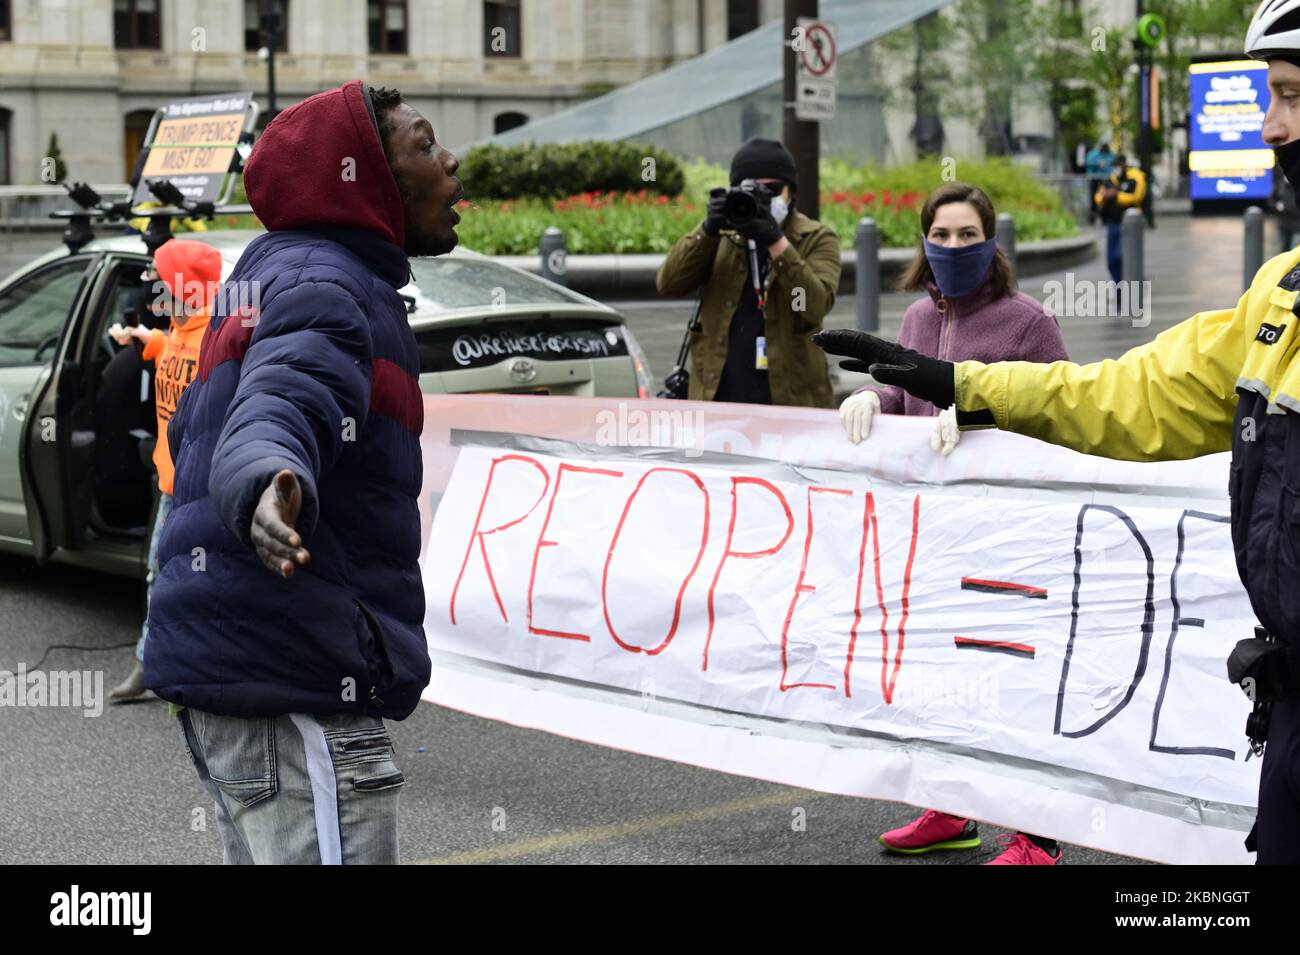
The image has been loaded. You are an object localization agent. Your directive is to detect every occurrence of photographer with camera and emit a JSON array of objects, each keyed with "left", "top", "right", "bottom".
[{"left": 656, "top": 138, "right": 841, "bottom": 406}]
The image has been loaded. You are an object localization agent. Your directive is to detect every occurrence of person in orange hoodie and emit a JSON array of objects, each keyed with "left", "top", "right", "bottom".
[{"left": 108, "top": 238, "right": 221, "bottom": 702}]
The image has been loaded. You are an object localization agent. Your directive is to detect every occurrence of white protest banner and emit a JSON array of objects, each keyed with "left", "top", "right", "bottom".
[{"left": 415, "top": 395, "right": 1259, "bottom": 864}]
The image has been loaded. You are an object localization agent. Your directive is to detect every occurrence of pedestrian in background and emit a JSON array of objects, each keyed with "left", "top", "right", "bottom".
[
  {"left": 833, "top": 181, "right": 1069, "bottom": 865},
  {"left": 656, "top": 137, "right": 841, "bottom": 407},
  {"left": 1095, "top": 152, "right": 1147, "bottom": 285},
  {"left": 1084, "top": 141, "right": 1113, "bottom": 224},
  {"left": 107, "top": 239, "right": 220, "bottom": 702}
]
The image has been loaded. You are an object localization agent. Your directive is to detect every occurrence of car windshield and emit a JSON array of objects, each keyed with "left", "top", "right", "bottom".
[{"left": 406, "top": 256, "right": 581, "bottom": 311}]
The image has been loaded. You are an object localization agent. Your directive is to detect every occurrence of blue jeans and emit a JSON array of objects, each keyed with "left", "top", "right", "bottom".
[
  {"left": 175, "top": 708, "right": 405, "bottom": 864},
  {"left": 1105, "top": 222, "right": 1123, "bottom": 284},
  {"left": 136, "top": 490, "right": 172, "bottom": 663}
]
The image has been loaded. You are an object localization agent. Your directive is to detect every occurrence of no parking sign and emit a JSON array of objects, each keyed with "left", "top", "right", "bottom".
[{"left": 795, "top": 17, "right": 837, "bottom": 122}]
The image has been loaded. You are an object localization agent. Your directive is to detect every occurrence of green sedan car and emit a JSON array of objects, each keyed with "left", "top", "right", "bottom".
[{"left": 0, "top": 230, "right": 654, "bottom": 578}]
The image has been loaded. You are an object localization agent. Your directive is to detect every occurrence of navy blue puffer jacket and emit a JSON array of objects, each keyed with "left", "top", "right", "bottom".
[{"left": 144, "top": 81, "right": 430, "bottom": 719}]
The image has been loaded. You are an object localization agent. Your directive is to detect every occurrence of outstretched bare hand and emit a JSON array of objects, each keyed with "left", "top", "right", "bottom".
[{"left": 251, "top": 469, "right": 310, "bottom": 577}]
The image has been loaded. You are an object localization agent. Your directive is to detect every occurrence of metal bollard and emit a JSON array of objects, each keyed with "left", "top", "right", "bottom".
[
  {"left": 996, "top": 212, "right": 1017, "bottom": 276},
  {"left": 1244, "top": 205, "right": 1264, "bottom": 291},
  {"left": 1121, "top": 207, "right": 1145, "bottom": 317},
  {"left": 855, "top": 217, "right": 879, "bottom": 333},
  {"left": 539, "top": 226, "right": 567, "bottom": 286}
]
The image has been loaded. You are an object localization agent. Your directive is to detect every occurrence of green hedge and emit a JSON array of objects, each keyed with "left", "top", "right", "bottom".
[{"left": 457, "top": 141, "right": 686, "bottom": 200}]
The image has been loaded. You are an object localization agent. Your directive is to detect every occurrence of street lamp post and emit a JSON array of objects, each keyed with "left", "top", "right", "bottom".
[
  {"left": 1135, "top": 0, "right": 1154, "bottom": 226},
  {"left": 259, "top": 3, "right": 281, "bottom": 122}
]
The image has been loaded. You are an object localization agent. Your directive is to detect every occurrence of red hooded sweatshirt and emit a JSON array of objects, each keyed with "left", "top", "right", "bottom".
[{"left": 242, "top": 79, "right": 406, "bottom": 247}]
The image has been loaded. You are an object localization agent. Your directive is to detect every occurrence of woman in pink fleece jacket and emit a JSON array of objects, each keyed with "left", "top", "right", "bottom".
[
  {"left": 841, "top": 182, "right": 1068, "bottom": 456},
  {"left": 842, "top": 183, "right": 1069, "bottom": 865}
]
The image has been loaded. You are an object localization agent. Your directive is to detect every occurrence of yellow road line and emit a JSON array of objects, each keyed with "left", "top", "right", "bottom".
[{"left": 411, "top": 788, "right": 827, "bottom": 865}]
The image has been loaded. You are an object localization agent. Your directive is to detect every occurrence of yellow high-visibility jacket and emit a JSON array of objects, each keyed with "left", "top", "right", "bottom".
[
  {"left": 955, "top": 249, "right": 1300, "bottom": 642},
  {"left": 1094, "top": 166, "right": 1148, "bottom": 211},
  {"left": 954, "top": 247, "right": 1300, "bottom": 461}
]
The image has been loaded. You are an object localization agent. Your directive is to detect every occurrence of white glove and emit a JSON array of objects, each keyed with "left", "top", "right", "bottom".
[
  {"left": 839, "top": 391, "right": 880, "bottom": 445},
  {"left": 931, "top": 404, "right": 960, "bottom": 456},
  {"left": 108, "top": 322, "right": 133, "bottom": 346}
]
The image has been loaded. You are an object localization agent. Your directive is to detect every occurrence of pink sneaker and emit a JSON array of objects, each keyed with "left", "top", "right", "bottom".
[
  {"left": 984, "top": 833, "right": 1063, "bottom": 865},
  {"left": 879, "top": 809, "right": 981, "bottom": 854}
]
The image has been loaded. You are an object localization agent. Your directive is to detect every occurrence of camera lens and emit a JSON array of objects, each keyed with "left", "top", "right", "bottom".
[{"left": 723, "top": 191, "right": 758, "bottom": 226}]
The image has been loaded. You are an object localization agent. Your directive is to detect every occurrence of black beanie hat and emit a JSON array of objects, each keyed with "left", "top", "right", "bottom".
[{"left": 730, "top": 137, "right": 798, "bottom": 189}]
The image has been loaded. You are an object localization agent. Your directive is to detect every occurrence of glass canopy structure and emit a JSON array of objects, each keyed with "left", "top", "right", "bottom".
[{"left": 482, "top": 0, "right": 955, "bottom": 165}]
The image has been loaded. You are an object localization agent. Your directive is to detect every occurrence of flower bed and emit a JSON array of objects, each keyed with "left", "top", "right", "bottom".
[{"left": 453, "top": 156, "right": 1078, "bottom": 256}]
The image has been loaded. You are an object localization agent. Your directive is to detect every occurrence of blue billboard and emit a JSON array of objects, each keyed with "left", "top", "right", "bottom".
[{"left": 1188, "top": 59, "right": 1273, "bottom": 201}]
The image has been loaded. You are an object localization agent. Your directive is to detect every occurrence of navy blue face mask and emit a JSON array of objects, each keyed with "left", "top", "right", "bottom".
[
  {"left": 1275, "top": 137, "right": 1300, "bottom": 194},
  {"left": 923, "top": 236, "right": 997, "bottom": 298}
]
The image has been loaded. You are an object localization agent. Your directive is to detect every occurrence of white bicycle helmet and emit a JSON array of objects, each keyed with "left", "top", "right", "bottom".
[{"left": 1247, "top": 0, "right": 1300, "bottom": 59}]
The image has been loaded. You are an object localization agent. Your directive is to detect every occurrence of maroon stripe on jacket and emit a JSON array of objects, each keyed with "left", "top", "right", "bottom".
[
  {"left": 370, "top": 357, "right": 423, "bottom": 436},
  {"left": 197, "top": 313, "right": 256, "bottom": 383}
]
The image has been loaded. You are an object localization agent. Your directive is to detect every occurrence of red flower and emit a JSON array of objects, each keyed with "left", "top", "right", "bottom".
[
  {"left": 832, "top": 191, "right": 847, "bottom": 204},
  {"left": 656, "top": 194, "right": 668, "bottom": 205}
]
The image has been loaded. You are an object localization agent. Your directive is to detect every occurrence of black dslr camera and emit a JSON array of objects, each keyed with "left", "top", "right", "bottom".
[
  {"left": 718, "top": 179, "right": 773, "bottom": 229},
  {"left": 658, "top": 366, "right": 690, "bottom": 400}
]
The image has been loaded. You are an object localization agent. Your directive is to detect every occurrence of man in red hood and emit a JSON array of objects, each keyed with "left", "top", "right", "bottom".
[{"left": 147, "top": 82, "right": 462, "bottom": 864}]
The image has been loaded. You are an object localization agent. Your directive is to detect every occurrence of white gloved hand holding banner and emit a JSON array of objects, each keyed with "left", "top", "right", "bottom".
[
  {"left": 838, "top": 390, "right": 880, "bottom": 445},
  {"left": 931, "top": 404, "right": 961, "bottom": 456}
]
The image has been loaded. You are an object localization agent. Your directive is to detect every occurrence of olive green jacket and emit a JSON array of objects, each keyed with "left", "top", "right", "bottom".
[{"left": 656, "top": 210, "right": 841, "bottom": 407}]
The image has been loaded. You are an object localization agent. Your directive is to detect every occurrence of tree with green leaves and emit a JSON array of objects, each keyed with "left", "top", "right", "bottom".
[
  {"left": 874, "top": 0, "right": 1262, "bottom": 170},
  {"left": 874, "top": 0, "right": 1038, "bottom": 158},
  {"left": 1027, "top": 0, "right": 1099, "bottom": 168},
  {"left": 1147, "top": 0, "right": 1265, "bottom": 147}
]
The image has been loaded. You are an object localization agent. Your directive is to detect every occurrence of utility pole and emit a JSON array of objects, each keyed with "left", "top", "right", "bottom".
[{"left": 783, "top": 0, "right": 818, "bottom": 219}]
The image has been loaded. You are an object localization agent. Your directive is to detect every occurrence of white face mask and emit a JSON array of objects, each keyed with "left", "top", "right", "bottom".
[{"left": 770, "top": 194, "right": 789, "bottom": 225}]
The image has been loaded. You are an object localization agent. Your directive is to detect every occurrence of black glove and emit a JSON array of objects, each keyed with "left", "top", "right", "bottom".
[
  {"left": 702, "top": 188, "right": 727, "bottom": 237},
  {"left": 735, "top": 206, "right": 784, "bottom": 247},
  {"left": 813, "top": 329, "right": 955, "bottom": 410}
]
